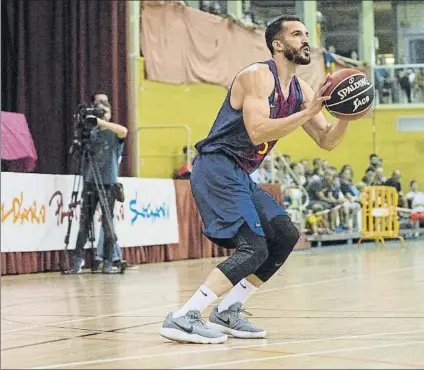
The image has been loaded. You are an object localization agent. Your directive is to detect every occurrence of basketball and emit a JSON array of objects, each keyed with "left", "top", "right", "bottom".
[{"left": 324, "top": 68, "right": 374, "bottom": 120}]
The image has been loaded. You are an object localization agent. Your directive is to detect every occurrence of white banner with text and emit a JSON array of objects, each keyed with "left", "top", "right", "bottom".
[{"left": 0, "top": 173, "right": 179, "bottom": 252}]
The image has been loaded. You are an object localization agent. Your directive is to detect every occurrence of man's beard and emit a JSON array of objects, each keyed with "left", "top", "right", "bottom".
[{"left": 283, "top": 44, "right": 311, "bottom": 65}]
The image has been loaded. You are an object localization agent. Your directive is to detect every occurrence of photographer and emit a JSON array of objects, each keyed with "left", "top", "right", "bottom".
[
  {"left": 70, "top": 101, "right": 128, "bottom": 274},
  {"left": 89, "top": 92, "right": 127, "bottom": 268}
]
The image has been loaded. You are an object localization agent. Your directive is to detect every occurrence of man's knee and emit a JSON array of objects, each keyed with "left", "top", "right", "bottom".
[
  {"left": 217, "top": 223, "right": 268, "bottom": 286},
  {"left": 254, "top": 215, "right": 299, "bottom": 282},
  {"left": 270, "top": 215, "right": 300, "bottom": 251}
]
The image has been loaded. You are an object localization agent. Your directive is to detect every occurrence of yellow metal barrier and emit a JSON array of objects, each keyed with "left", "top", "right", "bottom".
[{"left": 358, "top": 186, "right": 405, "bottom": 248}]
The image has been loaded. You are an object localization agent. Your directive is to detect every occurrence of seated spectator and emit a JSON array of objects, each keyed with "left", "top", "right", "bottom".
[
  {"left": 406, "top": 180, "right": 424, "bottom": 210},
  {"left": 305, "top": 204, "right": 331, "bottom": 235},
  {"left": 384, "top": 169, "right": 402, "bottom": 191},
  {"left": 251, "top": 158, "right": 272, "bottom": 184},
  {"left": 288, "top": 162, "right": 306, "bottom": 186},
  {"left": 356, "top": 168, "right": 376, "bottom": 192},
  {"left": 300, "top": 159, "right": 310, "bottom": 176},
  {"left": 323, "top": 169, "right": 350, "bottom": 230},
  {"left": 339, "top": 167, "right": 361, "bottom": 229},
  {"left": 311, "top": 166, "right": 324, "bottom": 183},
  {"left": 372, "top": 166, "right": 386, "bottom": 185},
  {"left": 321, "top": 159, "right": 329, "bottom": 171},
  {"left": 384, "top": 169, "right": 407, "bottom": 207},
  {"left": 340, "top": 167, "right": 360, "bottom": 200},
  {"left": 312, "top": 158, "right": 322, "bottom": 173},
  {"left": 340, "top": 164, "right": 353, "bottom": 173},
  {"left": 273, "top": 156, "right": 296, "bottom": 188},
  {"left": 174, "top": 145, "right": 196, "bottom": 180},
  {"left": 287, "top": 187, "right": 303, "bottom": 209},
  {"left": 277, "top": 162, "right": 307, "bottom": 209},
  {"left": 365, "top": 153, "right": 380, "bottom": 173},
  {"left": 282, "top": 154, "right": 291, "bottom": 165},
  {"left": 306, "top": 167, "right": 342, "bottom": 231},
  {"left": 306, "top": 170, "right": 329, "bottom": 209},
  {"left": 408, "top": 183, "right": 424, "bottom": 227}
]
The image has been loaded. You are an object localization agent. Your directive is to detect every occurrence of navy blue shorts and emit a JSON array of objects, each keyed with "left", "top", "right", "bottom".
[{"left": 190, "top": 153, "right": 287, "bottom": 240}]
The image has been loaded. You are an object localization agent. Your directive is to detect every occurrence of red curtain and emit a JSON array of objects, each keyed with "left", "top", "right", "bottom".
[{"left": 1, "top": 0, "right": 130, "bottom": 175}]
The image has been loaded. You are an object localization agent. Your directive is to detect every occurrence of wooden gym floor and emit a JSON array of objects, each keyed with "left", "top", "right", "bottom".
[{"left": 2, "top": 240, "right": 424, "bottom": 369}]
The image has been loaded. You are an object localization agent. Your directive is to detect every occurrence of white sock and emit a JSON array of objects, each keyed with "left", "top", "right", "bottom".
[
  {"left": 172, "top": 285, "right": 218, "bottom": 318},
  {"left": 217, "top": 278, "right": 258, "bottom": 313}
]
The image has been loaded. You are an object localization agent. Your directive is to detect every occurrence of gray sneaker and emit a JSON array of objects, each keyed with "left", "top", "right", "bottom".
[
  {"left": 206, "top": 302, "right": 266, "bottom": 339},
  {"left": 160, "top": 310, "right": 228, "bottom": 344},
  {"left": 102, "top": 261, "right": 119, "bottom": 274},
  {"left": 68, "top": 257, "right": 85, "bottom": 274}
]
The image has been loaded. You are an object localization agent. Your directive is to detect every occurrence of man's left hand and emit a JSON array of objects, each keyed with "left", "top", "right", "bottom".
[{"left": 96, "top": 118, "right": 108, "bottom": 131}]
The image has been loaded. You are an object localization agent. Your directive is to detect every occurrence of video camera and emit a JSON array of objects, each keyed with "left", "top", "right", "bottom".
[{"left": 69, "top": 104, "right": 106, "bottom": 156}]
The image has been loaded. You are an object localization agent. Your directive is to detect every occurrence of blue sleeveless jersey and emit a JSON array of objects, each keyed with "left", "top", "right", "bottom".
[{"left": 195, "top": 60, "right": 303, "bottom": 174}]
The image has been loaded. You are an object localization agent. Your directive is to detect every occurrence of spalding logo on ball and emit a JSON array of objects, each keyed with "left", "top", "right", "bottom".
[{"left": 324, "top": 68, "right": 374, "bottom": 120}]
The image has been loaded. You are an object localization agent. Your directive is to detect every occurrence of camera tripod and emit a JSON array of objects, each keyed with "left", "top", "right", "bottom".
[{"left": 60, "top": 143, "right": 126, "bottom": 274}]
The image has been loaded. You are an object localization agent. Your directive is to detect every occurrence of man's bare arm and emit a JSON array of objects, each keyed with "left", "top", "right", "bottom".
[
  {"left": 240, "top": 66, "right": 331, "bottom": 145},
  {"left": 97, "top": 118, "right": 128, "bottom": 139},
  {"left": 300, "top": 79, "right": 350, "bottom": 151}
]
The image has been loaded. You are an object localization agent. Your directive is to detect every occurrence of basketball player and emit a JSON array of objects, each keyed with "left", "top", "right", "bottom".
[{"left": 160, "top": 15, "right": 351, "bottom": 344}]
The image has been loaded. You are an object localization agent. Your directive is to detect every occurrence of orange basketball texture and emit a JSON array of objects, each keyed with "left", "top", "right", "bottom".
[{"left": 324, "top": 68, "right": 374, "bottom": 120}]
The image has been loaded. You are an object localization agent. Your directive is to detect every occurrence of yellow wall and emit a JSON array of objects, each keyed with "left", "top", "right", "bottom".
[
  {"left": 137, "top": 57, "right": 227, "bottom": 178},
  {"left": 373, "top": 107, "right": 424, "bottom": 189},
  {"left": 138, "top": 81, "right": 227, "bottom": 178},
  {"left": 136, "top": 59, "right": 424, "bottom": 189},
  {"left": 277, "top": 107, "right": 424, "bottom": 189}
]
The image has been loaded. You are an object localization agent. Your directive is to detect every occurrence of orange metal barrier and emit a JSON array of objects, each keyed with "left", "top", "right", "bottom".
[{"left": 358, "top": 186, "right": 405, "bottom": 248}]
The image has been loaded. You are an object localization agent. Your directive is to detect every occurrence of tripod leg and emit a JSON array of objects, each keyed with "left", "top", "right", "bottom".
[
  {"left": 61, "top": 188, "right": 83, "bottom": 273},
  {"left": 88, "top": 217, "right": 98, "bottom": 273},
  {"left": 61, "top": 152, "right": 86, "bottom": 274},
  {"left": 65, "top": 184, "right": 97, "bottom": 274},
  {"left": 61, "top": 213, "right": 72, "bottom": 273},
  {"left": 61, "top": 205, "right": 74, "bottom": 274},
  {"left": 86, "top": 151, "right": 124, "bottom": 274}
]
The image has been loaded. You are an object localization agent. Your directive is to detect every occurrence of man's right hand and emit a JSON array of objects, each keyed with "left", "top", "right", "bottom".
[{"left": 301, "top": 75, "right": 332, "bottom": 117}]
